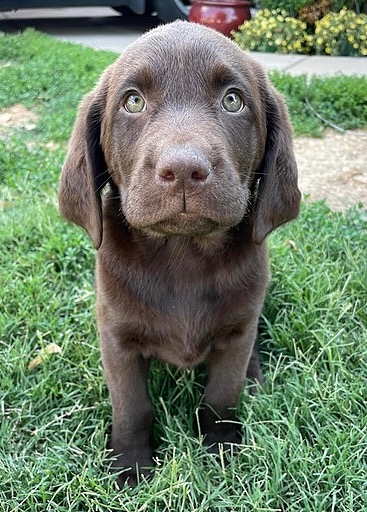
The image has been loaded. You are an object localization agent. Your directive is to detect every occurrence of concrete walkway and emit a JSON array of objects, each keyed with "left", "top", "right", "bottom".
[
  {"left": 247, "top": 52, "right": 367, "bottom": 76},
  {"left": 0, "top": 7, "right": 366, "bottom": 76}
]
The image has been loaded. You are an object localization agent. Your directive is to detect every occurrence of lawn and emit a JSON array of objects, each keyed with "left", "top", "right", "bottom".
[{"left": 0, "top": 30, "right": 366, "bottom": 511}]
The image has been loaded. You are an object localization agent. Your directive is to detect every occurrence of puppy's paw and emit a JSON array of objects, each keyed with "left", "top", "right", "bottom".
[
  {"left": 198, "top": 406, "right": 242, "bottom": 452},
  {"left": 110, "top": 446, "right": 154, "bottom": 488}
]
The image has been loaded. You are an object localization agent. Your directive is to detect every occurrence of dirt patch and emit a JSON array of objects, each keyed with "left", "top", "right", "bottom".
[
  {"left": 0, "top": 104, "right": 39, "bottom": 134},
  {"left": 294, "top": 128, "right": 367, "bottom": 210}
]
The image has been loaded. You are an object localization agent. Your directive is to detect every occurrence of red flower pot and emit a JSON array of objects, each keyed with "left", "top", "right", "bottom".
[{"left": 189, "top": 0, "right": 251, "bottom": 37}]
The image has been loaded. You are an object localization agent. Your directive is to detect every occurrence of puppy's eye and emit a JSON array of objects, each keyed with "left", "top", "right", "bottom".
[
  {"left": 221, "top": 91, "right": 244, "bottom": 113},
  {"left": 124, "top": 93, "right": 146, "bottom": 113}
]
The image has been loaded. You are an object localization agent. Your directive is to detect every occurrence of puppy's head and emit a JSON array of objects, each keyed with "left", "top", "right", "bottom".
[{"left": 59, "top": 21, "right": 301, "bottom": 248}]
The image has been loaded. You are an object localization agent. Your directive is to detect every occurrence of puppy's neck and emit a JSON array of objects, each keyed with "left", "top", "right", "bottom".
[{"left": 132, "top": 228, "right": 229, "bottom": 258}]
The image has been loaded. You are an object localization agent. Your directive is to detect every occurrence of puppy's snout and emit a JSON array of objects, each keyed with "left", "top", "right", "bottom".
[{"left": 156, "top": 147, "right": 211, "bottom": 194}]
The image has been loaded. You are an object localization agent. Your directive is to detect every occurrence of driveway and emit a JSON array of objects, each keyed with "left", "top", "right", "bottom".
[{"left": 0, "top": 7, "right": 156, "bottom": 52}]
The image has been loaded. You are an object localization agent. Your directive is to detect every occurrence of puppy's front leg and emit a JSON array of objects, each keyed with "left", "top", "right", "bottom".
[
  {"left": 199, "top": 319, "right": 259, "bottom": 449},
  {"left": 100, "top": 327, "right": 153, "bottom": 487}
]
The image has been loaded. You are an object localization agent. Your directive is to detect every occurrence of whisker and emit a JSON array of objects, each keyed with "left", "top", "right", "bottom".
[{"left": 95, "top": 175, "right": 111, "bottom": 193}]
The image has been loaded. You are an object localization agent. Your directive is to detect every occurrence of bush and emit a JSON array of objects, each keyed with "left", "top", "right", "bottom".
[
  {"left": 258, "top": 0, "right": 314, "bottom": 17},
  {"left": 235, "top": 5, "right": 367, "bottom": 55},
  {"left": 314, "top": 8, "right": 367, "bottom": 55},
  {"left": 233, "top": 9, "right": 313, "bottom": 54},
  {"left": 258, "top": 0, "right": 367, "bottom": 16}
]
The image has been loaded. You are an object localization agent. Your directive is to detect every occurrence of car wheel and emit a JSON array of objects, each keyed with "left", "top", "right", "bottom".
[{"left": 152, "top": 0, "right": 190, "bottom": 23}]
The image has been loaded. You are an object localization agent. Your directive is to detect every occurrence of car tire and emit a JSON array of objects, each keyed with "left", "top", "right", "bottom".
[{"left": 152, "top": 0, "right": 190, "bottom": 23}]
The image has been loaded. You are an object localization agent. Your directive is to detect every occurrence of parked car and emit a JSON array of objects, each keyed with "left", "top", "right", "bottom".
[{"left": 0, "top": 0, "right": 190, "bottom": 23}]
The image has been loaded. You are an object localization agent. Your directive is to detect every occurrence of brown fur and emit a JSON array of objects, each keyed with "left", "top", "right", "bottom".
[{"left": 59, "top": 20, "right": 301, "bottom": 487}]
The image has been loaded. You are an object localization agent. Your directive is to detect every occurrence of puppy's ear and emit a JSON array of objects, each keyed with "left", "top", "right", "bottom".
[
  {"left": 252, "top": 87, "right": 301, "bottom": 245},
  {"left": 59, "top": 78, "right": 109, "bottom": 249}
]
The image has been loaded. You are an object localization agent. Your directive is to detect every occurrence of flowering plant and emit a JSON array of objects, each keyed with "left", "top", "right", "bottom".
[
  {"left": 233, "top": 9, "right": 313, "bottom": 54},
  {"left": 314, "top": 8, "right": 367, "bottom": 55}
]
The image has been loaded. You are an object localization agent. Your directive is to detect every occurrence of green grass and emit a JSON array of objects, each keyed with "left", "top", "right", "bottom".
[{"left": 1, "top": 29, "right": 367, "bottom": 511}]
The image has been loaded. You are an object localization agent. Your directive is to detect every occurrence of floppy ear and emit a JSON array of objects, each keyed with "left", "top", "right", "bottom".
[
  {"left": 59, "top": 82, "right": 109, "bottom": 249},
  {"left": 252, "top": 87, "right": 301, "bottom": 245}
]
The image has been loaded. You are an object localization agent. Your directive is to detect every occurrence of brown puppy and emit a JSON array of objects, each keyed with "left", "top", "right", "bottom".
[{"left": 59, "top": 20, "right": 300, "bottom": 487}]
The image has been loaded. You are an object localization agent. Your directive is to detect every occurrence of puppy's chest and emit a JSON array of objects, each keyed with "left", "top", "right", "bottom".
[
  {"left": 128, "top": 277, "right": 233, "bottom": 367},
  {"left": 128, "top": 264, "right": 225, "bottom": 327},
  {"left": 112, "top": 259, "right": 246, "bottom": 367}
]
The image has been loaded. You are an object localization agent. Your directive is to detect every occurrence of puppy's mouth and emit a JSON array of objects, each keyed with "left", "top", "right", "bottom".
[
  {"left": 141, "top": 212, "right": 223, "bottom": 237},
  {"left": 121, "top": 174, "right": 250, "bottom": 237}
]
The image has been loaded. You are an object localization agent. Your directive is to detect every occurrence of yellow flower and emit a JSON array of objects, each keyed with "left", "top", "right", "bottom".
[
  {"left": 325, "top": 46, "right": 331, "bottom": 54},
  {"left": 361, "top": 48, "right": 367, "bottom": 55},
  {"left": 348, "top": 35, "right": 355, "bottom": 43},
  {"left": 317, "top": 37, "right": 323, "bottom": 45},
  {"left": 353, "top": 43, "right": 359, "bottom": 49}
]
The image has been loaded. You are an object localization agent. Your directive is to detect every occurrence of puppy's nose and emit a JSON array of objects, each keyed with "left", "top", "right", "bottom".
[{"left": 156, "top": 147, "right": 211, "bottom": 194}]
